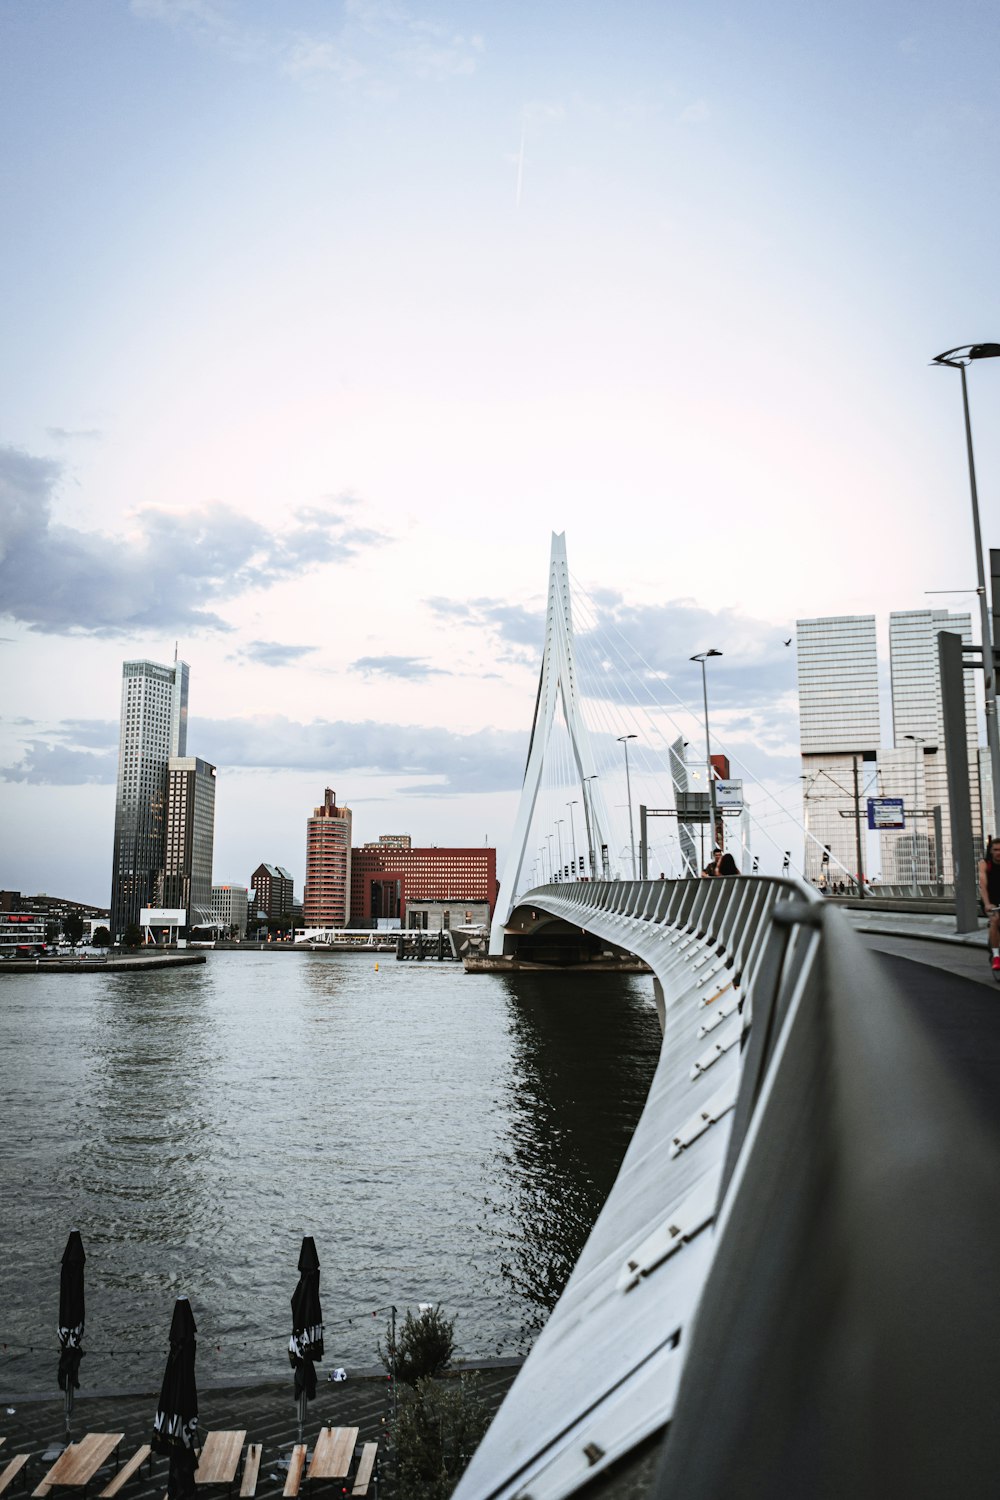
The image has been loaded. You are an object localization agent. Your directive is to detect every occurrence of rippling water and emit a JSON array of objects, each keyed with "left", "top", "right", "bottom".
[{"left": 0, "top": 953, "right": 659, "bottom": 1394}]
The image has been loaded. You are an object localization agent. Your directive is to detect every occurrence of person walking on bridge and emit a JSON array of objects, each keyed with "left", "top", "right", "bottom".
[{"left": 977, "top": 838, "right": 1000, "bottom": 973}]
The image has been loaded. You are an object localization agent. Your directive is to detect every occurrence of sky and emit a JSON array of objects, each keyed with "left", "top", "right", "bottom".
[{"left": 2, "top": 0, "right": 999, "bottom": 904}]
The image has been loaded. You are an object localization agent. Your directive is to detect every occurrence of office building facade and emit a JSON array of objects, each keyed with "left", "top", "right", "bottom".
[
  {"left": 157, "top": 756, "right": 216, "bottom": 927},
  {"left": 884, "top": 610, "right": 982, "bottom": 879},
  {"left": 797, "top": 617, "right": 880, "bottom": 885},
  {"left": 212, "top": 883, "right": 249, "bottom": 936},
  {"left": 110, "top": 657, "right": 189, "bottom": 940},
  {"left": 350, "top": 842, "right": 497, "bottom": 927},
  {"left": 303, "top": 790, "right": 352, "bottom": 927}
]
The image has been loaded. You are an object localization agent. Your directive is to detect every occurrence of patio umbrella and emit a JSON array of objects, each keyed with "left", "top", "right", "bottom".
[
  {"left": 152, "top": 1297, "right": 199, "bottom": 1500},
  {"left": 57, "top": 1230, "right": 86, "bottom": 1441},
  {"left": 288, "top": 1237, "right": 324, "bottom": 1446}
]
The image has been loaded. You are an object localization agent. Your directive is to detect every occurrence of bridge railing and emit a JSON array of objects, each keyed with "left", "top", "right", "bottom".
[{"left": 455, "top": 875, "right": 1000, "bottom": 1500}]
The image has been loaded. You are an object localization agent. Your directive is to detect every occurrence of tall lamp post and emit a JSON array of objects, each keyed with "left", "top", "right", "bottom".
[
  {"left": 691, "top": 650, "right": 723, "bottom": 853},
  {"left": 617, "top": 735, "right": 638, "bottom": 878},
  {"left": 905, "top": 733, "right": 927, "bottom": 885},
  {"left": 933, "top": 343, "right": 1000, "bottom": 835},
  {"left": 582, "top": 775, "right": 599, "bottom": 878},
  {"left": 555, "top": 819, "right": 565, "bottom": 881},
  {"left": 566, "top": 800, "right": 579, "bottom": 877}
]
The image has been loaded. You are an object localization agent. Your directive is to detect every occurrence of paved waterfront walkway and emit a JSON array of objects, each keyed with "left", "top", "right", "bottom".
[{"left": 0, "top": 1365, "right": 521, "bottom": 1500}]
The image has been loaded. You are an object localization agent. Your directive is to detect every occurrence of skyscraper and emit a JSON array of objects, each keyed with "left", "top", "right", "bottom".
[
  {"left": 797, "top": 616, "right": 880, "bottom": 885},
  {"left": 110, "top": 657, "right": 189, "bottom": 940},
  {"left": 304, "top": 789, "right": 352, "bottom": 927},
  {"left": 882, "top": 609, "right": 982, "bottom": 879},
  {"left": 158, "top": 756, "right": 216, "bottom": 927}
]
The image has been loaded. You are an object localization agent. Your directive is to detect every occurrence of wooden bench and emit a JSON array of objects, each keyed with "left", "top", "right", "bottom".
[
  {"left": 98, "top": 1447, "right": 151, "bottom": 1499},
  {"left": 352, "top": 1445, "right": 378, "bottom": 1497},
  {"left": 238, "top": 1447, "right": 261, "bottom": 1500},
  {"left": 282, "top": 1447, "right": 306, "bottom": 1500},
  {"left": 33, "top": 1434, "right": 124, "bottom": 1498},
  {"left": 0, "top": 1455, "right": 31, "bottom": 1497}
]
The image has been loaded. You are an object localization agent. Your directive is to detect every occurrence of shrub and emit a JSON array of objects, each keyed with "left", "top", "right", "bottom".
[
  {"left": 393, "top": 1375, "right": 490, "bottom": 1500},
  {"left": 381, "top": 1305, "right": 455, "bottom": 1386}
]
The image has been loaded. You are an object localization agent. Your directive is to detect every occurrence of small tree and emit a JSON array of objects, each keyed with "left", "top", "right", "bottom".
[
  {"left": 393, "top": 1375, "right": 490, "bottom": 1500},
  {"left": 45, "top": 921, "right": 60, "bottom": 946},
  {"left": 63, "top": 912, "right": 85, "bottom": 946},
  {"left": 92, "top": 926, "right": 111, "bottom": 948},
  {"left": 122, "top": 923, "right": 142, "bottom": 949},
  {"left": 381, "top": 1305, "right": 455, "bottom": 1386}
]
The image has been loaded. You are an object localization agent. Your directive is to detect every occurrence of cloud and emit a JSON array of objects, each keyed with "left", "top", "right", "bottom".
[
  {"left": 679, "top": 100, "right": 711, "bottom": 125},
  {"left": 238, "top": 641, "right": 319, "bottom": 668},
  {"left": 45, "top": 427, "right": 103, "bottom": 442},
  {"left": 351, "top": 654, "right": 450, "bottom": 680},
  {"left": 0, "top": 446, "right": 385, "bottom": 636},
  {"left": 2, "top": 713, "right": 527, "bottom": 795}
]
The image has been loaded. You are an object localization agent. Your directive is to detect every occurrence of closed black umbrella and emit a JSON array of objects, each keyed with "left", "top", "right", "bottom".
[
  {"left": 152, "top": 1297, "right": 199, "bottom": 1500},
  {"left": 288, "top": 1237, "right": 324, "bottom": 1446},
  {"left": 57, "top": 1230, "right": 86, "bottom": 1441}
]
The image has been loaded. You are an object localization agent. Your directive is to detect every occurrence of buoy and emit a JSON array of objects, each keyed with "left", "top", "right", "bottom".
[{"left": 374, "top": 962, "right": 379, "bottom": 971}]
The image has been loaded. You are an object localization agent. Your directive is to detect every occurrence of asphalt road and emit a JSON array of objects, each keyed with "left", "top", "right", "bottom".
[{"left": 862, "top": 932, "right": 1000, "bottom": 1128}]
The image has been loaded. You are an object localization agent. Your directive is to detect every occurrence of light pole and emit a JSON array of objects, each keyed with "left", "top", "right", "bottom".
[
  {"left": 566, "top": 800, "right": 579, "bottom": 877},
  {"left": 905, "top": 733, "right": 926, "bottom": 884},
  {"left": 546, "top": 834, "right": 554, "bottom": 884},
  {"left": 539, "top": 845, "right": 547, "bottom": 883},
  {"left": 555, "top": 819, "right": 565, "bottom": 881},
  {"left": 617, "top": 735, "right": 638, "bottom": 878},
  {"left": 691, "top": 650, "right": 723, "bottom": 853},
  {"left": 933, "top": 343, "right": 1000, "bottom": 835},
  {"left": 582, "top": 775, "right": 599, "bottom": 878}
]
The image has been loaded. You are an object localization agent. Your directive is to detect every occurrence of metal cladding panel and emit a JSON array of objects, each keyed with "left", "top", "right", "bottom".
[{"left": 453, "top": 880, "right": 775, "bottom": 1500}]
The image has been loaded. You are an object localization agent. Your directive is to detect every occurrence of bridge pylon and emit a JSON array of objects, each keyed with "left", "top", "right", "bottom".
[{"left": 490, "top": 532, "right": 614, "bottom": 954}]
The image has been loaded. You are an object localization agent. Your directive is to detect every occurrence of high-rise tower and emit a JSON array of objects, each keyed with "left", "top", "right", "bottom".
[
  {"left": 157, "top": 756, "right": 216, "bottom": 928},
  {"left": 304, "top": 789, "right": 352, "bottom": 928},
  {"left": 110, "top": 657, "right": 189, "bottom": 939}
]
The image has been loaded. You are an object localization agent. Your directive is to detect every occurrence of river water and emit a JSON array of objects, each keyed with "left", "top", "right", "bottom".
[{"left": 0, "top": 952, "right": 659, "bottom": 1394}]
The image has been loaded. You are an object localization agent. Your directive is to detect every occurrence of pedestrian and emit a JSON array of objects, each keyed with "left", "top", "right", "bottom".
[{"left": 978, "top": 837, "right": 1000, "bottom": 973}]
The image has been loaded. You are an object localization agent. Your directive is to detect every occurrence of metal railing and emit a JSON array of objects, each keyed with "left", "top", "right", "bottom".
[{"left": 454, "top": 875, "right": 1000, "bottom": 1500}]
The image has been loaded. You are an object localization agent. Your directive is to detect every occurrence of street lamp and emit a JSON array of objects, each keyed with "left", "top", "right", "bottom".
[
  {"left": 904, "top": 733, "right": 926, "bottom": 885},
  {"left": 566, "top": 800, "right": 579, "bottom": 877},
  {"left": 582, "top": 775, "right": 599, "bottom": 878},
  {"left": 555, "top": 819, "right": 565, "bottom": 881},
  {"left": 546, "top": 834, "right": 554, "bottom": 883},
  {"left": 933, "top": 342, "right": 1000, "bottom": 832},
  {"left": 617, "top": 735, "right": 638, "bottom": 878},
  {"left": 691, "top": 650, "right": 723, "bottom": 853}
]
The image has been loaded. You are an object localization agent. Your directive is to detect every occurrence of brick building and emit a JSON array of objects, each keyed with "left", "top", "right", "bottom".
[
  {"left": 304, "top": 789, "right": 352, "bottom": 927},
  {"left": 350, "top": 842, "right": 497, "bottom": 927},
  {"left": 250, "top": 863, "right": 295, "bottom": 924}
]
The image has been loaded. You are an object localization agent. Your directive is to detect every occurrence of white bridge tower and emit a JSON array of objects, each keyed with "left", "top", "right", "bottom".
[{"left": 490, "top": 533, "right": 615, "bottom": 955}]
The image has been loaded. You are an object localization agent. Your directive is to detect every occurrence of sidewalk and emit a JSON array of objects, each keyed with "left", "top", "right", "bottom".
[{"left": 843, "top": 907, "right": 988, "bottom": 948}]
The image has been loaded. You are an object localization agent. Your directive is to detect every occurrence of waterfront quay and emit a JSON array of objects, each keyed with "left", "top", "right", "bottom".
[{"left": 0, "top": 1364, "right": 522, "bottom": 1500}]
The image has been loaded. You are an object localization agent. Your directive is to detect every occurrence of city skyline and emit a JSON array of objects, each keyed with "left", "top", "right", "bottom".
[{"left": 2, "top": 1, "right": 999, "bottom": 900}]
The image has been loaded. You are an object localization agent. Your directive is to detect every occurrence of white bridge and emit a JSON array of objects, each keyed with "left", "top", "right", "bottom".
[{"left": 456, "top": 538, "right": 1000, "bottom": 1500}]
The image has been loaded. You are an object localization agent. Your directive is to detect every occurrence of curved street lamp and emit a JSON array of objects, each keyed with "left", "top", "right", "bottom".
[
  {"left": 691, "top": 650, "right": 723, "bottom": 852},
  {"left": 617, "top": 735, "right": 638, "bottom": 878},
  {"left": 933, "top": 342, "right": 1000, "bottom": 832}
]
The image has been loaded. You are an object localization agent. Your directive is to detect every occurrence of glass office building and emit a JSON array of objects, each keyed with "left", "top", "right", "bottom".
[
  {"left": 110, "top": 657, "right": 189, "bottom": 940},
  {"left": 797, "top": 616, "right": 880, "bottom": 885}
]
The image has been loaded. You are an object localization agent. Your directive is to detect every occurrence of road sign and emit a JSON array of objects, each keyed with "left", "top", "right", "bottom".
[
  {"left": 867, "top": 796, "right": 905, "bottom": 831},
  {"left": 715, "top": 779, "right": 744, "bottom": 810}
]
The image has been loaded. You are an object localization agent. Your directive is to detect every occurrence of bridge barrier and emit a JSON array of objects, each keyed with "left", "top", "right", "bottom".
[{"left": 455, "top": 877, "right": 1000, "bottom": 1500}]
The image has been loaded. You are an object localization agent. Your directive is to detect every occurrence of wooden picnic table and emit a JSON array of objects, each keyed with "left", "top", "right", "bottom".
[
  {"left": 35, "top": 1434, "right": 124, "bottom": 1493},
  {"left": 305, "top": 1429, "right": 359, "bottom": 1484},
  {"left": 194, "top": 1433, "right": 247, "bottom": 1487}
]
